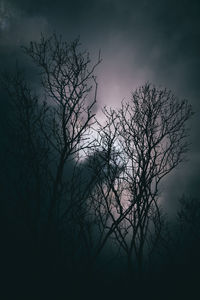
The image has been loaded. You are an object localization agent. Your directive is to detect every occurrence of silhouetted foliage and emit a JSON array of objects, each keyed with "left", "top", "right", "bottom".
[
  {"left": 89, "top": 83, "right": 193, "bottom": 276},
  {"left": 0, "top": 34, "right": 195, "bottom": 299},
  {"left": 0, "top": 34, "right": 101, "bottom": 283}
]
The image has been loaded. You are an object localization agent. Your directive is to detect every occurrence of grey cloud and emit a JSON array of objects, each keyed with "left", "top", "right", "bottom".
[
  {"left": 1, "top": 0, "right": 200, "bottom": 208},
  {"left": 0, "top": 1, "right": 48, "bottom": 47}
]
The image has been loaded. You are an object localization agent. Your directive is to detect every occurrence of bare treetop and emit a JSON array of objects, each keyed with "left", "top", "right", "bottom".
[
  {"left": 105, "top": 83, "right": 193, "bottom": 185},
  {"left": 90, "top": 83, "right": 193, "bottom": 273},
  {"left": 22, "top": 34, "right": 101, "bottom": 158}
]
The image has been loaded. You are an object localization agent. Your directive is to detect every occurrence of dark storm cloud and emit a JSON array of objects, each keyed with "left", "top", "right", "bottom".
[
  {"left": 1, "top": 0, "right": 200, "bottom": 208},
  {"left": 3, "top": 0, "right": 200, "bottom": 93}
]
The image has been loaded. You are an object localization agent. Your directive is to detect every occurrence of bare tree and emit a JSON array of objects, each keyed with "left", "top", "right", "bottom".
[
  {"left": 22, "top": 34, "right": 100, "bottom": 230},
  {"left": 90, "top": 83, "right": 193, "bottom": 275},
  {"left": 1, "top": 36, "right": 193, "bottom": 282},
  {"left": 0, "top": 68, "right": 50, "bottom": 248},
  {"left": 1, "top": 34, "right": 101, "bottom": 260}
]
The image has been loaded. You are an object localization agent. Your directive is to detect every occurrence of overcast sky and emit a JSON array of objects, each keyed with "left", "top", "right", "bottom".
[{"left": 1, "top": 0, "right": 200, "bottom": 212}]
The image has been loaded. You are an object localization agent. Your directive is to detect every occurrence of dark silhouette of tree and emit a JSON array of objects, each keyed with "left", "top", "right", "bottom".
[
  {"left": 22, "top": 34, "right": 100, "bottom": 233},
  {"left": 90, "top": 83, "right": 193, "bottom": 275},
  {"left": 1, "top": 68, "right": 50, "bottom": 249},
  {"left": 1, "top": 34, "right": 101, "bottom": 266},
  {"left": 0, "top": 34, "right": 194, "bottom": 298}
]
